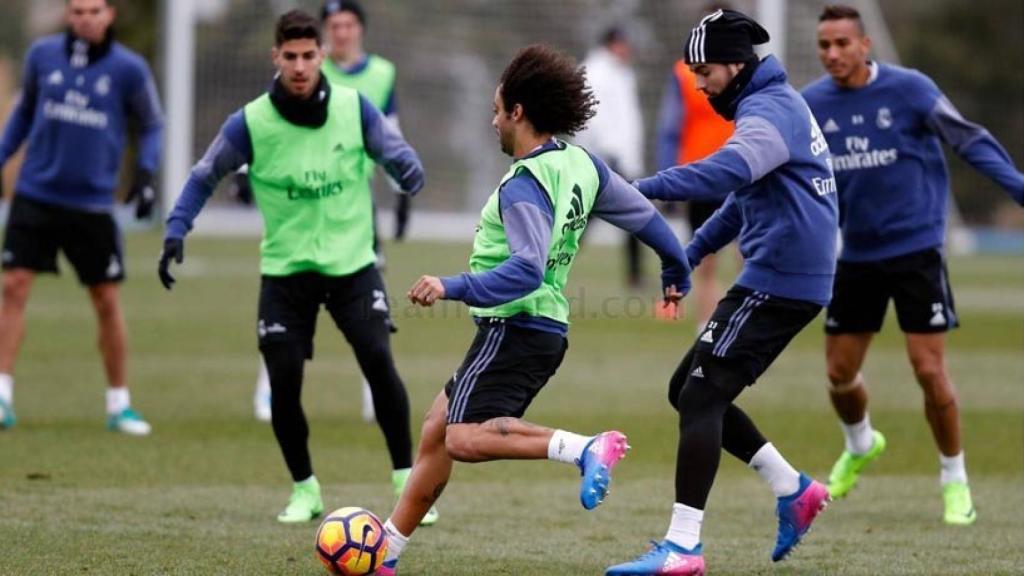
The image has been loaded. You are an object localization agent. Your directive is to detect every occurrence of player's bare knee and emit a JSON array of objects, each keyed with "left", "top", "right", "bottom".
[
  {"left": 910, "top": 359, "right": 946, "bottom": 388},
  {"left": 2, "top": 273, "right": 32, "bottom": 308},
  {"left": 829, "top": 371, "right": 864, "bottom": 394},
  {"left": 444, "top": 425, "right": 483, "bottom": 462}
]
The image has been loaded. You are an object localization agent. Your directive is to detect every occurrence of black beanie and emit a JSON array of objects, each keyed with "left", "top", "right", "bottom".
[
  {"left": 684, "top": 9, "right": 770, "bottom": 64},
  {"left": 322, "top": 0, "right": 366, "bottom": 26}
]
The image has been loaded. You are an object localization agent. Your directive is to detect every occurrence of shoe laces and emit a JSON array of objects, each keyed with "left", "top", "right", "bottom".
[{"left": 634, "top": 540, "right": 669, "bottom": 561}]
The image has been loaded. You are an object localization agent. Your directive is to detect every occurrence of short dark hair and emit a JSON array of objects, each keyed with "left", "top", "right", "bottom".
[
  {"left": 275, "top": 10, "right": 321, "bottom": 47},
  {"left": 322, "top": 0, "right": 366, "bottom": 26},
  {"left": 600, "top": 26, "right": 627, "bottom": 48},
  {"left": 499, "top": 44, "right": 597, "bottom": 137},
  {"left": 819, "top": 4, "right": 866, "bottom": 34}
]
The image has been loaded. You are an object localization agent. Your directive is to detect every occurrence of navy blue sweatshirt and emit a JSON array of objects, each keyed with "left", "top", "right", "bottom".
[
  {"left": 0, "top": 34, "right": 164, "bottom": 211},
  {"left": 802, "top": 62, "right": 1024, "bottom": 262},
  {"left": 637, "top": 56, "right": 839, "bottom": 306},
  {"left": 439, "top": 140, "right": 691, "bottom": 336}
]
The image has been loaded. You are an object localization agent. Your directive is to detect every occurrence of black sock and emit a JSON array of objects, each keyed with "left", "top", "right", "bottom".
[{"left": 263, "top": 343, "right": 313, "bottom": 482}]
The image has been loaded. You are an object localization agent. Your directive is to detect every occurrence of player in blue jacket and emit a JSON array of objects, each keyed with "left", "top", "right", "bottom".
[
  {"left": 607, "top": 10, "right": 838, "bottom": 575},
  {"left": 802, "top": 4, "right": 1024, "bottom": 526},
  {"left": 0, "top": 0, "right": 164, "bottom": 434}
]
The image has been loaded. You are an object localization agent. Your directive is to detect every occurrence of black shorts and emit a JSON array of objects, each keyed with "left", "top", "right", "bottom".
[
  {"left": 257, "top": 265, "right": 394, "bottom": 359},
  {"left": 688, "top": 200, "right": 723, "bottom": 234},
  {"left": 825, "top": 248, "right": 958, "bottom": 335},
  {"left": 670, "top": 286, "right": 821, "bottom": 404},
  {"left": 2, "top": 195, "right": 124, "bottom": 285},
  {"left": 444, "top": 320, "right": 568, "bottom": 425}
]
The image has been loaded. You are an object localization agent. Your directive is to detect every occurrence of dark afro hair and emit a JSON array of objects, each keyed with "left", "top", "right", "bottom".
[{"left": 499, "top": 44, "right": 598, "bottom": 137}]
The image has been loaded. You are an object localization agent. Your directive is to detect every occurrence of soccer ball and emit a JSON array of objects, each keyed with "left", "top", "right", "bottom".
[{"left": 315, "top": 507, "right": 389, "bottom": 575}]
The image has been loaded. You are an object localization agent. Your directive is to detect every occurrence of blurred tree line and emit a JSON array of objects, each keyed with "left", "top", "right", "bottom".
[{"left": 0, "top": 0, "right": 1021, "bottom": 224}]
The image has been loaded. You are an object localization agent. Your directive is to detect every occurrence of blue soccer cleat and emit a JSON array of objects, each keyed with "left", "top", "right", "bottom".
[
  {"left": 772, "top": 473, "right": 830, "bottom": 562},
  {"left": 605, "top": 540, "right": 705, "bottom": 575},
  {"left": 578, "top": 430, "right": 630, "bottom": 510}
]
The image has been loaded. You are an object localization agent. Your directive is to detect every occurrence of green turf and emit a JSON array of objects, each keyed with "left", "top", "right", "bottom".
[{"left": 1, "top": 233, "right": 1021, "bottom": 575}]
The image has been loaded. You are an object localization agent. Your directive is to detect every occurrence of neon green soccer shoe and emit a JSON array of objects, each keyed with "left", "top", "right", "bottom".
[
  {"left": 827, "top": 430, "right": 886, "bottom": 498},
  {"left": 277, "top": 477, "right": 323, "bottom": 523},
  {"left": 943, "top": 481, "right": 977, "bottom": 526},
  {"left": 392, "top": 468, "right": 439, "bottom": 527}
]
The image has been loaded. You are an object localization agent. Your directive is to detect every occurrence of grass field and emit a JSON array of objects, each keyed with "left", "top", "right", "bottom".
[{"left": 1, "top": 232, "right": 1021, "bottom": 575}]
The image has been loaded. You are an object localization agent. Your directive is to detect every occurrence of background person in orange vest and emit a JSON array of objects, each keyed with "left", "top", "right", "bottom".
[{"left": 655, "top": 2, "right": 735, "bottom": 329}]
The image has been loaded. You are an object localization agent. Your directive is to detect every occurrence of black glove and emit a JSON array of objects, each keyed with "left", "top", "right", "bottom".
[
  {"left": 158, "top": 238, "right": 184, "bottom": 290},
  {"left": 126, "top": 169, "right": 156, "bottom": 220},
  {"left": 394, "top": 194, "right": 411, "bottom": 241},
  {"left": 232, "top": 171, "right": 254, "bottom": 205}
]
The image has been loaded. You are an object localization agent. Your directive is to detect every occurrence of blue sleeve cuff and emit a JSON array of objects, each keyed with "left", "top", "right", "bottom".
[
  {"left": 441, "top": 275, "right": 468, "bottom": 301},
  {"left": 166, "top": 218, "right": 190, "bottom": 240}
]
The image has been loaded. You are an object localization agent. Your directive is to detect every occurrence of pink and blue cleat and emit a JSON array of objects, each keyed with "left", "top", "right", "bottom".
[
  {"left": 772, "top": 473, "right": 830, "bottom": 562},
  {"left": 605, "top": 540, "right": 705, "bottom": 575},
  {"left": 375, "top": 558, "right": 397, "bottom": 575},
  {"left": 578, "top": 431, "right": 630, "bottom": 510}
]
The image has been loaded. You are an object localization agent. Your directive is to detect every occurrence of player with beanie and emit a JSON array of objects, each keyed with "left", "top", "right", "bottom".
[{"left": 607, "top": 10, "right": 838, "bottom": 575}]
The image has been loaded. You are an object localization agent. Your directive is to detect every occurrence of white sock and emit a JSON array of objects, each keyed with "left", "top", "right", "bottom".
[
  {"left": 841, "top": 414, "right": 875, "bottom": 455},
  {"left": 0, "top": 373, "right": 13, "bottom": 405},
  {"left": 664, "top": 503, "right": 703, "bottom": 550},
  {"left": 547, "top": 430, "right": 592, "bottom": 466},
  {"left": 383, "top": 519, "right": 409, "bottom": 562},
  {"left": 106, "top": 387, "right": 130, "bottom": 415},
  {"left": 256, "top": 361, "right": 271, "bottom": 396},
  {"left": 940, "top": 452, "right": 968, "bottom": 486},
  {"left": 749, "top": 443, "right": 801, "bottom": 498}
]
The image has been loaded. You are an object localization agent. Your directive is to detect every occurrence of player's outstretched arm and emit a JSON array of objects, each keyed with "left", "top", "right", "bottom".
[
  {"left": 159, "top": 110, "right": 251, "bottom": 290},
  {"left": 359, "top": 95, "right": 424, "bottom": 196},
  {"left": 927, "top": 94, "right": 1024, "bottom": 206},
  {"left": 590, "top": 156, "right": 692, "bottom": 303},
  {"left": 635, "top": 115, "right": 788, "bottom": 203}
]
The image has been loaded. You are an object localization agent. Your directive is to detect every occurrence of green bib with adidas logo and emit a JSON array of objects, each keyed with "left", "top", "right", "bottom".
[
  {"left": 468, "top": 140, "right": 599, "bottom": 324},
  {"left": 244, "top": 85, "right": 375, "bottom": 276}
]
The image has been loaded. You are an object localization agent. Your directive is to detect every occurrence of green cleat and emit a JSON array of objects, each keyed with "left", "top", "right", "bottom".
[
  {"left": 277, "top": 477, "right": 323, "bottom": 523},
  {"left": 0, "top": 397, "right": 15, "bottom": 430},
  {"left": 943, "top": 481, "right": 977, "bottom": 526},
  {"left": 392, "top": 468, "right": 439, "bottom": 527},
  {"left": 827, "top": 430, "right": 886, "bottom": 498}
]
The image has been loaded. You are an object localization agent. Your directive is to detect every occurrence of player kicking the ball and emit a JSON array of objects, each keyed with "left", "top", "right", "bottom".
[
  {"left": 607, "top": 9, "right": 838, "bottom": 575},
  {"left": 375, "top": 44, "right": 692, "bottom": 574}
]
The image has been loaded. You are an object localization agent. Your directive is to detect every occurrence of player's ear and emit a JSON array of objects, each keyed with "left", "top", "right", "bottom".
[
  {"left": 271, "top": 46, "right": 280, "bottom": 68},
  {"left": 510, "top": 102, "right": 524, "bottom": 123}
]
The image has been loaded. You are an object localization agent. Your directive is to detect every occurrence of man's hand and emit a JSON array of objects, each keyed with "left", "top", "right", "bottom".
[
  {"left": 158, "top": 238, "right": 184, "bottom": 290},
  {"left": 126, "top": 169, "right": 156, "bottom": 219},
  {"left": 408, "top": 275, "right": 445, "bottom": 307},
  {"left": 232, "top": 171, "right": 254, "bottom": 205},
  {"left": 658, "top": 284, "right": 686, "bottom": 321}
]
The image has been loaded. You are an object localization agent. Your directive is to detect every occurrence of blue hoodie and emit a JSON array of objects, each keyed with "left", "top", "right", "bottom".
[
  {"left": 637, "top": 56, "right": 839, "bottom": 306},
  {"left": 802, "top": 62, "right": 1024, "bottom": 262},
  {"left": 0, "top": 34, "right": 164, "bottom": 211}
]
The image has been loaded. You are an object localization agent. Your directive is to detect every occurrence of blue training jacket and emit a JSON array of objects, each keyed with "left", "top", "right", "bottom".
[
  {"left": 0, "top": 34, "right": 164, "bottom": 211},
  {"left": 637, "top": 55, "right": 839, "bottom": 306},
  {"left": 802, "top": 62, "right": 1024, "bottom": 262}
]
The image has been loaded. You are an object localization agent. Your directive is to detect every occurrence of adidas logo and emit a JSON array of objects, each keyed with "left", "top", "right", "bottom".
[
  {"left": 561, "top": 184, "right": 587, "bottom": 234},
  {"left": 332, "top": 143, "right": 344, "bottom": 153},
  {"left": 105, "top": 255, "right": 122, "bottom": 278},
  {"left": 700, "top": 329, "right": 714, "bottom": 344},
  {"left": 826, "top": 317, "right": 839, "bottom": 328},
  {"left": 372, "top": 289, "right": 389, "bottom": 313},
  {"left": 929, "top": 311, "right": 947, "bottom": 327},
  {"left": 823, "top": 118, "right": 840, "bottom": 133},
  {"left": 691, "top": 366, "right": 704, "bottom": 378}
]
